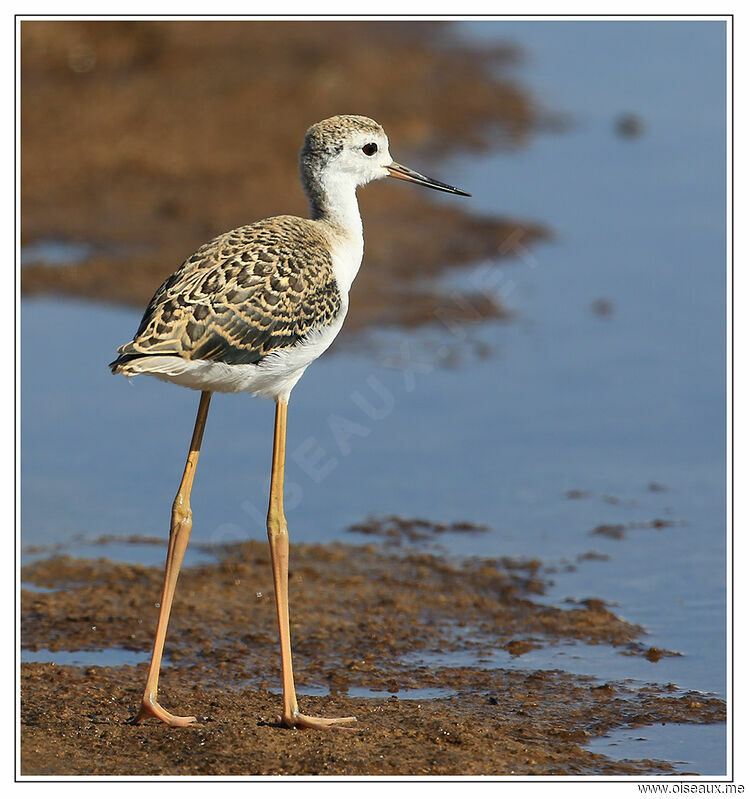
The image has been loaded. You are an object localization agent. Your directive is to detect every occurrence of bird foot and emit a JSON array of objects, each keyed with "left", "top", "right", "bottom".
[
  {"left": 277, "top": 711, "right": 358, "bottom": 731},
  {"left": 132, "top": 698, "right": 199, "bottom": 727}
]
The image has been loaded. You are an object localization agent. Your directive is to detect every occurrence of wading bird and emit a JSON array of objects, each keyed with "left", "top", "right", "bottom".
[{"left": 110, "top": 115, "right": 470, "bottom": 729}]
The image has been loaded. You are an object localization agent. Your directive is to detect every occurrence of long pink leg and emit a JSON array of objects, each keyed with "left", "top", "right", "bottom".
[{"left": 133, "top": 390, "right": 212, "bottom": 726}]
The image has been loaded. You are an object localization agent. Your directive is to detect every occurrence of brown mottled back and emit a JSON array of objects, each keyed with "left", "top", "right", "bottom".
[{"left": 110, "top": 215, "right": 341, "bottom": 370}]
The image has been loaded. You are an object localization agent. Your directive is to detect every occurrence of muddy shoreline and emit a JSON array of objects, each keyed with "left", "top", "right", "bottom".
[
  {"left": 21, "top": 535, "right": 725, "bottom": 776},
  {"left": 21, "top": 20, "right": 550, "bottom": 336}
]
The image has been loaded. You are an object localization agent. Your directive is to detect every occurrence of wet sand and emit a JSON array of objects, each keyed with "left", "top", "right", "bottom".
[{"left": 21, "top": 532, "right": 725, "bottom": 776}]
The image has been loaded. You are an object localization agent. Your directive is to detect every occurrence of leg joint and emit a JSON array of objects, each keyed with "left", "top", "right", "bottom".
[
  {"left": 172, "top": 496, "right": 192, "bottom": 526},
  {"left": 266, "top": 511, "right": 288, "bottom": 536}
]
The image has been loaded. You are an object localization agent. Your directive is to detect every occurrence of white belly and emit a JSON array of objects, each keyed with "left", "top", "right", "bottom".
[{"left": 126, "top": 304, "right": 348, "bottom": 401}]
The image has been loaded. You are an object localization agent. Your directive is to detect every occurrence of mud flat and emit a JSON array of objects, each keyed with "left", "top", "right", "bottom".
[{"left": 21, "top": 537, "right": 725, "bottom": 776}]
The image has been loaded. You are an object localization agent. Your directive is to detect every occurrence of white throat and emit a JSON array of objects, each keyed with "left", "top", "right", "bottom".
[
  {"left": 307, "top": 170, "right": 365, "bottom": 295},
  {"left": 309, "top": 169, "right": 364, "bottom": 235}
]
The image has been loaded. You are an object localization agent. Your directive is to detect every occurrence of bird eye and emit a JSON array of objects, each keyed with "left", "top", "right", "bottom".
[{"left": 362, "top": 143, "right": 378, "bottom": 156}]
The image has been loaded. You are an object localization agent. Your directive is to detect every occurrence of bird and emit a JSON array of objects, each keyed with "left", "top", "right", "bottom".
[{"left": 110, "top": 115, "right": 470, "bottom": 730}]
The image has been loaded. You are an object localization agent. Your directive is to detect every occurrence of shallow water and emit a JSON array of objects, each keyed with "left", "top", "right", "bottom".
[
  {"left": 21, "top": 648, "right": 152, "bottom": 668},
  {"left": 299, "top": 684, "right": 456, "bottom": 702},
  {"left": 586, "top": 722, "right": 726, "bottom": 778},
  {"left": 20, "top": 20, "right": 727, "bottom": 774},
  {"left": 21, "top": 239, "right": 97, "bottom": 266}
]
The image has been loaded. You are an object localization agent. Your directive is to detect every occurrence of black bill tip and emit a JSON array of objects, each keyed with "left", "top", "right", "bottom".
[{"left": 386, "top": 162, "right": 471, "bottom": 197}]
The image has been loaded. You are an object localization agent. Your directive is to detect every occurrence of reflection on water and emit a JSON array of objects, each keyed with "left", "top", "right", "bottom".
[{"left": 21, "top": 20, "right": 726, "bottom": 773}]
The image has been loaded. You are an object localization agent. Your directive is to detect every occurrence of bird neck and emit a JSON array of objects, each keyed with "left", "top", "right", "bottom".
[{"left": 304, "top": 169, "right": 364, "bottom": 240}]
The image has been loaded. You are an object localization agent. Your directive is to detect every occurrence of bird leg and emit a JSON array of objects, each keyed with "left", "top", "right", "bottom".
[
  {"left": 266, "top": 399, "right": 357, "bottom": 730},
  {"left": 133, "top": 390, "right": 212, "bottom": 726}
]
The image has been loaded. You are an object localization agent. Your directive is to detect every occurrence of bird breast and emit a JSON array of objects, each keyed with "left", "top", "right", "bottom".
[{"left": 328, "top": 231, "right": 364, "bottom": 296}]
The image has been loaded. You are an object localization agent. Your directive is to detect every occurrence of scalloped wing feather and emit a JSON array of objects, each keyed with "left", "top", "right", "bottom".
[{"left": 110, "top": 216, "right": 342, "bottom": 373}]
